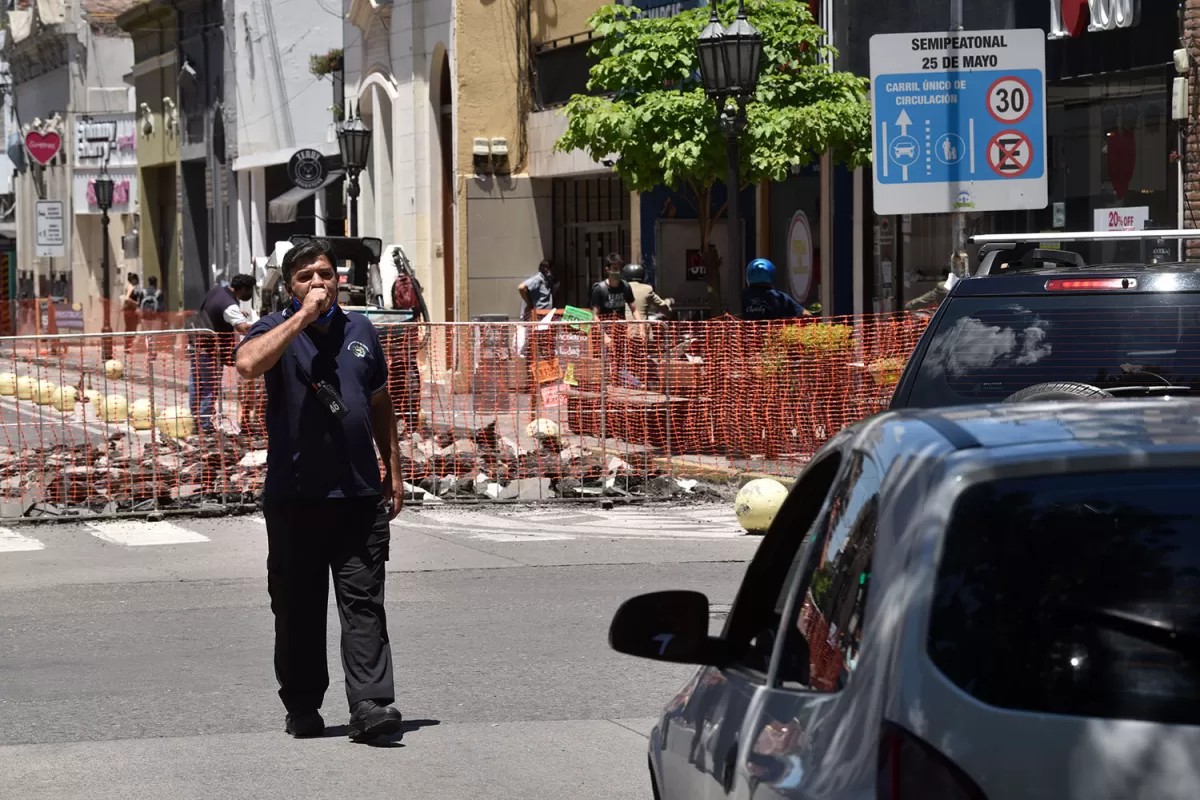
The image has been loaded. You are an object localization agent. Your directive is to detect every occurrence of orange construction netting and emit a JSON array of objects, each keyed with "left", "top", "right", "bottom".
[{"left": 0, "top": 307, "right": 930, "bottom": 513}]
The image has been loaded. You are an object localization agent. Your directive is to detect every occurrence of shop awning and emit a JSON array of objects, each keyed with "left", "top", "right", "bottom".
[{"left": 267, "top": 170, "right": 344, "bottom": 225}]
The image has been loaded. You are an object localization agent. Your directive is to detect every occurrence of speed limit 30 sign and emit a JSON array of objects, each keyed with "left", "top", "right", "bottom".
[
  {"left": 869, "top": 29, "right": 1047, "bottom": 214},
  {"left": 987, "top": 76, "right": 1033, "bottom": 124}
]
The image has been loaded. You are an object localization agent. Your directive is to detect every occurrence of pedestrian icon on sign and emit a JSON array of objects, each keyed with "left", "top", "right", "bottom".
[{"left": 934, "top": 133, "right": 966, "bottom": 165}]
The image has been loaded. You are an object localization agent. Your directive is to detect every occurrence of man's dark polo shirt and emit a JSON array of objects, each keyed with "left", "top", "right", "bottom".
[{"left": 236, "top": 306, "right": 388, "bottom": 499}]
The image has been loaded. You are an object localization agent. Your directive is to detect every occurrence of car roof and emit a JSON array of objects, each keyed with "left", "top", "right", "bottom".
[{"left": 874, "top": 398, "right": 1200, "bottom": 452}]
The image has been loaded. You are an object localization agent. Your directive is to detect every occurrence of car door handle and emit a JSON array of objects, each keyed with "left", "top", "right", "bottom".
[{"left": 721, "top": 739, "right": 738, "bottom": 793}]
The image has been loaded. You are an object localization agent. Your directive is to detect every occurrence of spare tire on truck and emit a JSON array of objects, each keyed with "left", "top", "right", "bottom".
[{"left": 1003, "top": 381, "right": 1113, "bottom": 403}]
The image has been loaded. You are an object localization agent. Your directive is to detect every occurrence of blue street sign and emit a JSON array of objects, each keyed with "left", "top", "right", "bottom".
[{"left": 869, "top": 30, "right": 1048, "bottom": 215}]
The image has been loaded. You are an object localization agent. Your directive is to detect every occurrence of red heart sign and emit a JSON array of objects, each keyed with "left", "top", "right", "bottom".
[
  {"left": 1060, "top": 0, "right": 1089, "bottom": 37},
  {"left": 1106, "top": 128, "right": 1136, "bottom": 200},
  {"left": 24, "top": 131, "right": 61, "bottom": 166}
]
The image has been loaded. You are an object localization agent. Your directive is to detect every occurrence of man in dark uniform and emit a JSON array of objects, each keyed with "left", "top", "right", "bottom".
[
  {"left": 191, "top": 274, "right": 256, "bottom": 432},
  {"left": 742, "top": 258, "right": 811, "bottom": 321},
  {"left": 234, "top": 237, "right": 406, "bottom": 744}
]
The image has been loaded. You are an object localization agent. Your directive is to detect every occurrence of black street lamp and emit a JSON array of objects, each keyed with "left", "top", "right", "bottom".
[
  {"left": 94, "top": 171, "right": 115, "bottom": 360},
  {"left": 697, "top": 0, "right": 763, "bottom": 296},
  {"left": 337, "top": 105, "right": 372, "bottom": 237}
]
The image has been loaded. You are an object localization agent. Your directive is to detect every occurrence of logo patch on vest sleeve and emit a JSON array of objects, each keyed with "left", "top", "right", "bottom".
[{"left": 348, "top": 341, "right": 369, "bottom": 359}]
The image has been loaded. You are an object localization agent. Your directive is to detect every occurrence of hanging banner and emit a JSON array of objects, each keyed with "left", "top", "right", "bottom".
[{"left": 787, "top": 210, "right": 814, "bottom": 303}]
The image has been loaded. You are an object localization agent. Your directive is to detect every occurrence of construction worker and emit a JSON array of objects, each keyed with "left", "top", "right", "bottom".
[{"left": 742, "top": 259, "right": 811, "bottom": 320}]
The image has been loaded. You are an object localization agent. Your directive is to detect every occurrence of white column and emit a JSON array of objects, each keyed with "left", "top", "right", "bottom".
[
  {"left": 250, "top": 167, "right": 267, "bottom": 258},
  {"left": 314, "top": 185, "right": 327, "bottom": 236},
  {"left": 237, "top": 170, "right": 251, "bottom": 273}
]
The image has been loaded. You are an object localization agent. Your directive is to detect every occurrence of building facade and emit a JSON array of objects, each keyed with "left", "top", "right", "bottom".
[
  {"left": 840, "top": 0, "right": 1189, "bottom": 312},
  {"left": 342, "top": 0, "right": 455, "bottom": 320},
  {"left": 5, "top": 0, "right": 137, "bottom": 330},
  {"left": 456, "top": 0, "right": 840, "bottom": 321},
  {"left": 233, "top": 0, "right": 346, "bottom": 280},
  {"left": 117, "top": 0, "right": 181, "bottom": 309}
]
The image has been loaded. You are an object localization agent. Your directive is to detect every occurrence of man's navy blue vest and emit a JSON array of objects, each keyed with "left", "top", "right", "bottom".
[{"left": 201, "top": 285, "right": 238, "bottom": 334}]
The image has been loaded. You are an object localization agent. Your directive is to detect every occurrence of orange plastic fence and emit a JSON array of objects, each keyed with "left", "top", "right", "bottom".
[{"left": 0, "top": 311, "right": 930, "bottom": 514}]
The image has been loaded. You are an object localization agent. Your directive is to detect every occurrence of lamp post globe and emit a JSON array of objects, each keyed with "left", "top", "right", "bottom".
[
  {"left": 337, "top": 110, "right": 372, "bottom": 237},
  {"left": 95, "top": 172, "right": 115, "bottom": 360}
]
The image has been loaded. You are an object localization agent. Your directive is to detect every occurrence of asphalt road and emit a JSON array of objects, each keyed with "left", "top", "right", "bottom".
[{"left": 0, "top": 503, "right": 759, "bottom": 799}]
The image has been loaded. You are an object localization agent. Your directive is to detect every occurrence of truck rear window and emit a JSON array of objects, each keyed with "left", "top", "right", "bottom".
[
  {"left": 929, "top": 469, "right": 1200, "bottom": 725},
  {"left": 903, "top": 294, "right": 1200, "bottom": 407}
]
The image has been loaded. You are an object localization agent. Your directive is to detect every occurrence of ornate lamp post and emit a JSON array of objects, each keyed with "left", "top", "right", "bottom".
[
  {"left": 94, "top": 171, "right": 115, "bottom": 360},
  {"left": 697, "top": 0, "right": 763, "bottom": 289},
  {"left": 336, "top": 106, "right": 372, "bottom": 237}
]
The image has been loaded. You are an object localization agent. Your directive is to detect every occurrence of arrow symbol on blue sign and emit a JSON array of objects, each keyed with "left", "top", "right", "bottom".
[{"left": 895, "top": 110, "right": 913, "bottom": 179}]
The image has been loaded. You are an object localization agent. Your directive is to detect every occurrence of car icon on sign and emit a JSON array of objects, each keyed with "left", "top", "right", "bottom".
[{"left": 893, "top": 143, "right": 915, "bottom": 158}]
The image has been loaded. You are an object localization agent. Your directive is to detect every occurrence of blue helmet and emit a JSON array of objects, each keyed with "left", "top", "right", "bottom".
[{"left": 746, "top": 258, "right": 776, "bottom": 286}]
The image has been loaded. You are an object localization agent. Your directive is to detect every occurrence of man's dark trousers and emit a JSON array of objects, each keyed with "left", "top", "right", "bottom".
[{"left": 264, "top": 496, "right": 395, "bottom": 714}]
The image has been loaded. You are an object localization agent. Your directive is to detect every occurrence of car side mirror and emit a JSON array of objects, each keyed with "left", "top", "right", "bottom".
[{"left": 609, "top": 590, "right": 728, "bottom": 666}]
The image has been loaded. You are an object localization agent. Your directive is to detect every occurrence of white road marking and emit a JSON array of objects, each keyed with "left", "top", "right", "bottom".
[
  {"left": 471, "top": 532, "right": 576, "bottom": 542},
  {"left": 0, "top": 526, "right": 45, "bottom": 552},
  {"left": 86, "top": 521, "right": 210, "bottom": 547}
]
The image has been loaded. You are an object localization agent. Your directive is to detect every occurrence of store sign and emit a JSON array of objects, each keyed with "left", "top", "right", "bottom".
[
  {"left": 787, "top": 210, "right": 814, "bottom": 303},
  {"left": 75, "top": 114, "right": 137, "bottom": 168},
  {"left": 1049, "top": 0, "right": 1140, "bottom": 39},
  {"left": 1093, "top": 205, "right": 1149, "bottom": 232},
  {"left": 24, "top": 130, "right": 61, "bottom": 166},
  {"left": 684, "top": 249, "right": 707, "bottom": 281},
  {"left": 74, "top": 171, "right": 138, "bottom": 215}
]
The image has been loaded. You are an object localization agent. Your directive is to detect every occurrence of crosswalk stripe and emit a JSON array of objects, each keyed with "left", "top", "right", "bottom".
[
  {"left": 471, "top": 532, "right": 576, "bottom": 542},
  {"left": 0, "top": 526, "right": 45, "bottom": 552},
  {"left": 86, "top": 521, "right": 210, "bottom": 547}
]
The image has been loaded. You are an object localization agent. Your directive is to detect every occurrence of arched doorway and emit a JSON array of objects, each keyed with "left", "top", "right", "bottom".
[{"left": 437, "top": 51, "right": 455, "bottom": 321}]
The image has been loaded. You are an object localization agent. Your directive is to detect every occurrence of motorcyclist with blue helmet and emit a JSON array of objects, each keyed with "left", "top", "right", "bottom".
[{"left": 742, "top": 258, "right": 810, "bottom": 320}]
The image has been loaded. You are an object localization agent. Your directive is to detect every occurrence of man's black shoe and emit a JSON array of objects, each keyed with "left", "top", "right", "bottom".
[
  {"left": 285, "top": 710, "right": 325, "bottom": 738},
  {"left": 348, "top": 700, "right": 403, "bottom": 743}
]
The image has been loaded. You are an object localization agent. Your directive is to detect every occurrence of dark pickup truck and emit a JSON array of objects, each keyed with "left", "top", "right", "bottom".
[{"left": 889, "top": 232, "right": 1200, "bottom": 408}]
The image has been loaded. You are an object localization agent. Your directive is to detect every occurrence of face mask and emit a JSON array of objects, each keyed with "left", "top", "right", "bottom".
[{"left": 291, "top": 296, "right": 338, "bottom": 324}]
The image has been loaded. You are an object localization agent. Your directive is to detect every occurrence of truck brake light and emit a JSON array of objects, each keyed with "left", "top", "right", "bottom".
[{"left": 1045, "top": 278, "right": 1137, "bottom": 291}]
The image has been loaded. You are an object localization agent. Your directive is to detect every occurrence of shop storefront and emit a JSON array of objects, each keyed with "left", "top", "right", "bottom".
[{"left": 843, "top": 0, "right": 1182, "bottom": 311}]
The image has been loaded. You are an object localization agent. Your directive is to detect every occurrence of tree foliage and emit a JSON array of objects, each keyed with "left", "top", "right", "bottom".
[{"left": 554, "top": 0, "right": 872, "bottom": 199}]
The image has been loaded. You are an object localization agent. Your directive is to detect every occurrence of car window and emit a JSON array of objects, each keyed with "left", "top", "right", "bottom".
[
  {"left": 904, "top": 294, "right": 1200, "bottom": 408},
  {"left": 777, "top": 451, "right": 882, "bottom": 690},
  {"left": 929, "top": 468, "right": 1200, "bottom": 725},
  {"left": 724, "top": 451, "right": 844, "bottom": 676}
]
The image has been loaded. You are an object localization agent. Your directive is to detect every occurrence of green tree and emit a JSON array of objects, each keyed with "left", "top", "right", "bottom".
[{"left": 554, "top": 0, "right": 871, "bottom": 308}]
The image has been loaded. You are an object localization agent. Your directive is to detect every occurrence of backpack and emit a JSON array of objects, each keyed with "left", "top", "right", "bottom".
[
  {"left": 140, "top": 288, "right": 163, "bottom": 313},
  {"left": 391, "top": 269, "right": 421, "bottom": 313}
]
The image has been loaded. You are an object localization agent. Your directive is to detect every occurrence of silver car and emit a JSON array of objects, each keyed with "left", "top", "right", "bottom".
[{"left": 610, "top": 399, "right": 1200, "bottom": 799}]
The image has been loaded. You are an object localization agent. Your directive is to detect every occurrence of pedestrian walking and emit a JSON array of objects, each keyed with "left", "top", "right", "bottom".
[
  {"left": 233, "top": 236, "right": 405, "bottom": 744},
  {"left": 122, "top": 273, "right": 143, "bottom": 352},
  {"left": 189, "top": 274, "right": 255, "bottom": 433},
  {"left": 517, "top": 258, "right": 557, "bottom": 371}
]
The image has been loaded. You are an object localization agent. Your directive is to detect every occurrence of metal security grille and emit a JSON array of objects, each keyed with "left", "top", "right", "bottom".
[{"left": 551, "top": 176, "right": 631, "bottom": 309}]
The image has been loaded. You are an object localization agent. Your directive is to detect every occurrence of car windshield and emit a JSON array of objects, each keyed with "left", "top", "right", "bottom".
[
  {"left": 903, "top": 293, "right": 1200, "bottom": 407},
  {"left": 929, "top": 469, "right": 1200, "bottom": 725}
]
